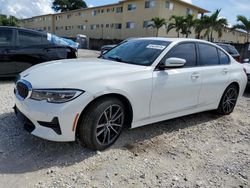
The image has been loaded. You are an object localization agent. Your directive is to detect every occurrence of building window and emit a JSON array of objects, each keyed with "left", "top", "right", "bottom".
[
  {"left": 107, "top": 8, "right": 110, "bottom": 13},
  {"left": 143, "top": 20, "right": 152, "bottom": 28},
  {"left": 65, "top": 26, "right": 72, "bottom": 30},
  {"left": 77, "top": 25, "right": 86, "bottom": 30},
  {"left": 106, "top": 24, "right": 109, "bottom": 28},
  {"left": 90, "top": 24, "right": 97, "bottom": 30},
  {"left": 92, "top": 10, "right": 97, "bottom": 16},
  {"left": 128, "top": 4, "right": 136, "bottom": 11},
  {"left": 56, "top": 15, "right": 62, "bottom": 20},
  {"left": 48, "top": 26, "right": 51, "bottom": 31},
  {"left": 126, "top": 22, "right": 135, "bottom": 29},
  {"left": 101, "top": 9, "right": 104, "bottom": 13},
  {"left": 66, "top": 14, "right": 71, "bottom": 19},
  {"left": 115, "top": 23, "right": 122, "bottom": 29},
  {"left": 166, "top": 1, "right": 174, "bottom": 10},
  {"left": 145, "top": 1, "right": 155, "bottom": 8},
  {"left": 186, "top": 8, "right": 193, "bottom": 15},
  {"left": 116, "top": 7, "right": 123, "bottom": 13}
]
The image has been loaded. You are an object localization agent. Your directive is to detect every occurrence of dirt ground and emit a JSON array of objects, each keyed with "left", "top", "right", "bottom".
[{"left": 0, "top": 51, "right": 249, "bottom": 187}]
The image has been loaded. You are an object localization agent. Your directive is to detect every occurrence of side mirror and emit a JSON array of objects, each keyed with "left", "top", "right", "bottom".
[
  {"left": 243, "top": 58, "right": 249, "bottom": 63},
  {"left": 163, "top": 57, "right": 186, "bottom": 68}
]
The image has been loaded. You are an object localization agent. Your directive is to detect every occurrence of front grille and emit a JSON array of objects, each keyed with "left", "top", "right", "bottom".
[{"left": 16, "top": 82, "right": 29, "bottom": 99}]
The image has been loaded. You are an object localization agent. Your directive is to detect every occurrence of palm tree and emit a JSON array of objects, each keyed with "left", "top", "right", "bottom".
[
  {"left": 167, "top": 15, "right": 185, "bottom": 37},
  {"left": 203, "top": 9, "right": 228, "bottom": 42},
  {"left": 183, "top": 14, "right": 195, "bottom": 38},
  {"left": 194, "top": 15, "right": 210, "bottom": 39},
  {"left": 232, "top": 15, "right": 250, "bottom": 42},
  {"left": 148, "top": 17, "right": 166, "bottom": 37}
]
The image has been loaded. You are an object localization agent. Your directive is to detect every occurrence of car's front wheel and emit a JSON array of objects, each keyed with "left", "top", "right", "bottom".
[
  {"left": 78, "top": 97, "right": 125, "bottom": 150},
  {"left": 217, "top": 84, "right": 239, "bottom": 115}
]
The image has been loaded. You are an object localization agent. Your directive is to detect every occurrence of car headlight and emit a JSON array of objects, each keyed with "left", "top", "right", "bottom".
[{"left": 30, "top": 89, "right": 84, "bottom": 103}]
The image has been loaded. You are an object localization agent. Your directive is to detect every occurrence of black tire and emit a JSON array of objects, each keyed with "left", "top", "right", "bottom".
[
  {"left": 78, "top": 97, "right": 125, "bottom": 151},
  {"left": 217, "top": 84, "right": 239, "bottom": 115}
]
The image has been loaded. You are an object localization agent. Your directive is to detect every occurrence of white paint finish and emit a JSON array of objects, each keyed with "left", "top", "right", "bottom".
[
  {"left": 16, "top": 38, "right": 247, "bottom": 142},
  {"left": 151, "top": 67, "right": 202, "bottom": 117}
]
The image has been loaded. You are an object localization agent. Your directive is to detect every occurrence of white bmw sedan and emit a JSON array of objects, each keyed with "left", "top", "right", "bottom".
[{"left": 14, "top": 38, "right": 247, "bottom": 150}]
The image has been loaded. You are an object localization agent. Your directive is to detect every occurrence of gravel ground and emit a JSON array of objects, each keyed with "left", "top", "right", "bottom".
[
  {"left": 78, "top": 49, "right": 100, "bottom": 58},
  {"left": 0, "top": 52, "right": 249, "bottom": 187}
]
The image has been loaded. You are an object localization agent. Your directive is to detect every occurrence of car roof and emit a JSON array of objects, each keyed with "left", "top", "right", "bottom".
[
  {"left": 216, "top": 43, "right": 235, "bottom": 47},
  {"left": 132, "top": 37, "right": 216, "bottom": 44},
  {"left": 0, "top": 26, "right": 46, "bottom": 35}
]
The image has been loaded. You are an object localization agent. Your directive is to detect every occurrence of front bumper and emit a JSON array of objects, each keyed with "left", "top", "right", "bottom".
[{"left": 14, "top": 91, "right": 93, "bottom": 142}]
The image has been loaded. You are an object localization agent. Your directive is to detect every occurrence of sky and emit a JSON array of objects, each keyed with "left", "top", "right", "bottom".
[{"left": 0, "top": 0, "right": 250, "bottom": 25}]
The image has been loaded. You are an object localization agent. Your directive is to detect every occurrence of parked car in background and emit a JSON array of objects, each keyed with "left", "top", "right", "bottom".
[
  {"left": 14, "top": 38, "right": 247, "bottom": 150},
  {"left": 100, "top": 44, "right": 116, "bottom": 55},
  {"left": 0, "top": 26, "right": 78, "bottom": 77},
  {"left": 243, "top": 58, "right": 250, "bottom": 85},
  {"left": 216, "top": 43, "right": 241, "bottom": 63}
]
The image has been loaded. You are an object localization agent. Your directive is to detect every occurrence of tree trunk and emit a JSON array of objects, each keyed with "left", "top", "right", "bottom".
[
  {"left": 210, "top": 30, "right": 213, "bottom": 42},
  {"left": 177, "top": 32, "right": 179, "bottom": 38},
  {"left": 197, "top": 32, "right": 200, "bottom": 39},
  {"left": 156, "top": 28, "right": 159, "bottom": 37}
]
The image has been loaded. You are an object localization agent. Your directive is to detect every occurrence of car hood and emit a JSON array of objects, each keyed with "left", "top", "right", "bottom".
[{"left": 20, "top": 58, "right": 147, "bottom": 89}]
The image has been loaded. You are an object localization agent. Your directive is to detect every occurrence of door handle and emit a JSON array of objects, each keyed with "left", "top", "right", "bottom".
[
  {"left": 191, "top": 72, "right": 200, "bottom": 79},
  {"left": 222, "top": 68, "right": 229, "bottom": 74}
]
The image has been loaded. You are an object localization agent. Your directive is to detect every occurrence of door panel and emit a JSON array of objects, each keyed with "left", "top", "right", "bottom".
[
  {"left": 0, "top": 28, "right": 15, "bottom": 76},
  {"left": 150, "top": 42, "right": 202, "bottom": 117},
  {"left": 151, "top": 67, "right": 202, "bottom": 117},
  {"left": 14, "top": 29, "right": 44, "bottom": 73},
  {"left": 198, "top": 45, "right": 231, "bottom": 106},
  {"left": 198, "top": 65, "right": 230, "bottom": 106}
]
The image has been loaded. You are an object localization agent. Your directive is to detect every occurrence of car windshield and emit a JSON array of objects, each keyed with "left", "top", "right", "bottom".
[{"left": 101, "top": 39, "right": 171, "bottom": 66}]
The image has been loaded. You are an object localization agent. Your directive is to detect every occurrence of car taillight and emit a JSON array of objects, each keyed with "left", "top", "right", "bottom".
[{"left": 235, "top": 56, "right": 241, "bottom": 63}]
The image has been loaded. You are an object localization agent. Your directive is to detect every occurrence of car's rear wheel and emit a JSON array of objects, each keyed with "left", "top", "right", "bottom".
[
  {"left": 217, "top": 84, "right": 239, "bottom": 115},
  {"left": 78, "top": 98, "right": 125, "bottom": 150}
]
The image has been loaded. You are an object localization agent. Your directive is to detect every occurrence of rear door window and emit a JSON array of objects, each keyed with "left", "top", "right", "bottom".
[
  {"left": 18, "top": 30, "right": 42, "bottom": 47},
  {"left": 0, "top": 28, "right": 14, "bottom": 47},
  {"left": 218, "top": 49, "right": 230, "bottom": 65},
  {"left": 198, "top": 43, "right": 220, "bottom": 66},
  {"left": 162, "top": 43, "right": 197, "bottom": 67}
]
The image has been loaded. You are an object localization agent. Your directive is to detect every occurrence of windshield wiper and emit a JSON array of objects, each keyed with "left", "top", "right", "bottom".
[{"left": 107, "top": 56, "right": 123, "bottom": 62}]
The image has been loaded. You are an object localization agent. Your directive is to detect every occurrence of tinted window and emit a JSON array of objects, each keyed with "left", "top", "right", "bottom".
[
  {"left": 199, "top": 43, "right": 220, "bottom": 66},
  {"left": 218, "top": 44, "right": 229, "bottom": 53},
  {"left": 163, "top": 43, "right": 196, "bottom": 67},
  {"left": 18, "top": 30, "right": 42, "bottom": 47},
  {"left": 103, "top": 39, "right": 170, "bottom": 66},
  {"left": 218, "top": 49, "right": 230, "bottom": 65},
  {"left": 0, "top": 29, "right": 13, "bottom": 47},
  {"left": 228, "top": 45, "right": 238, "bottom": 55}
]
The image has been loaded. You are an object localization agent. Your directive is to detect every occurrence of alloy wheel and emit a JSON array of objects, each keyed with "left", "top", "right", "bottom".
[
  {"left": 95, "top": 104, "right": 124, "bottom": 145},
  {"left": 222, "top": 87, "right": 238, "bottom": 114}
]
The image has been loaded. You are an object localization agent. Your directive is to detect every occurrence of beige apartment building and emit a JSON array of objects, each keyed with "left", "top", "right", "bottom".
[{"left": 21, "top": 0, "right": 249, "bottom": 44}]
